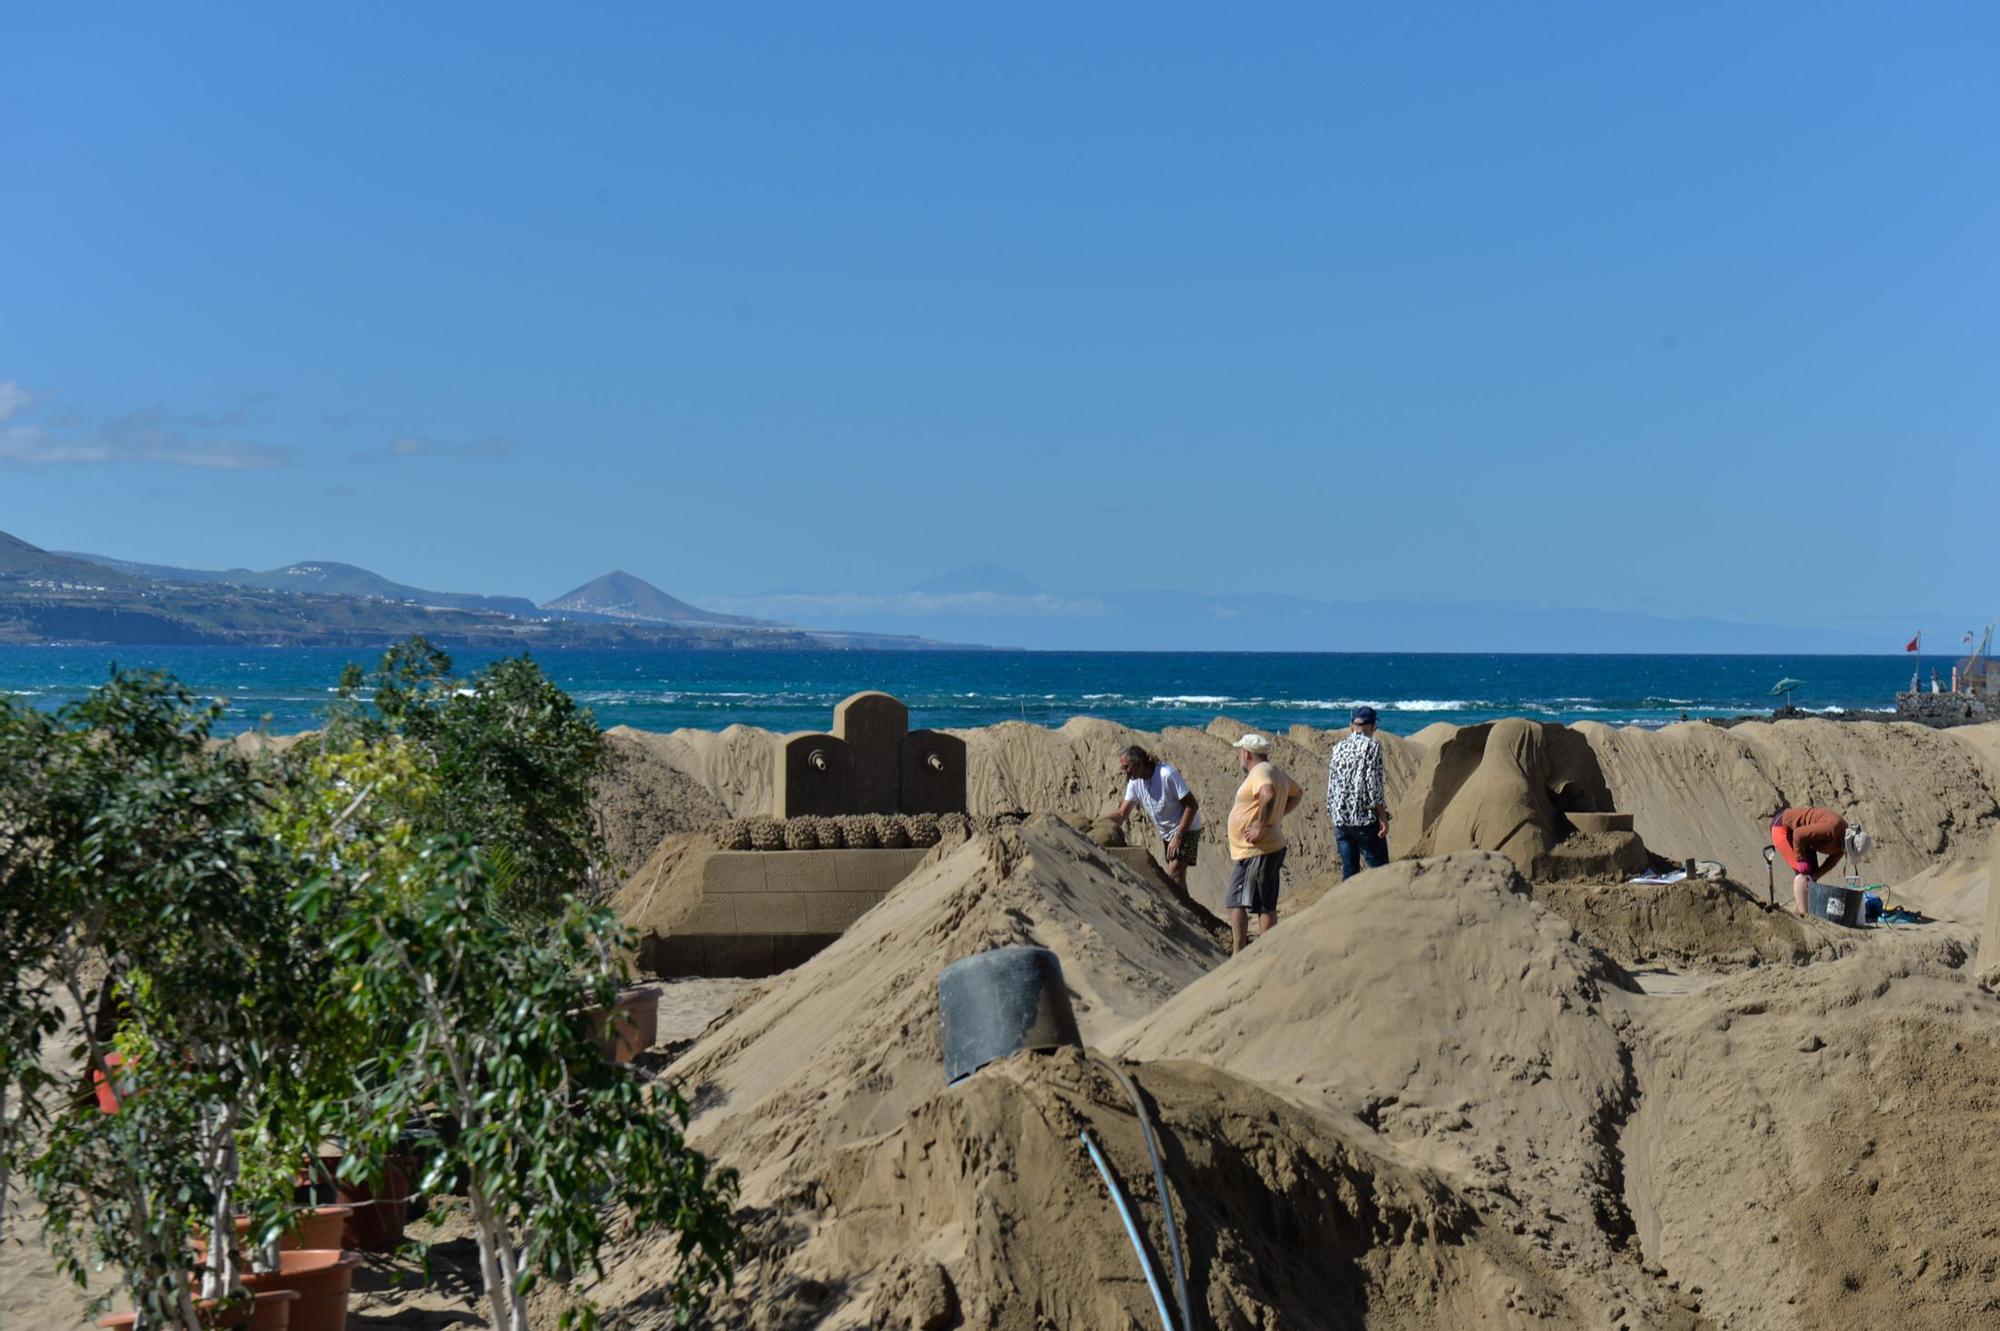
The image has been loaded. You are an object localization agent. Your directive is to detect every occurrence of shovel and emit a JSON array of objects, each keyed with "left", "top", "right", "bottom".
[{"left": 1763, "top": 845, "right": 1777, "bottom": 908}]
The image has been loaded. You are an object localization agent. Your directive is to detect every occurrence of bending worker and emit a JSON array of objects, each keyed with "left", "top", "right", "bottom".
[
  {"left": 1771, "top": 806, "right": 1871, "bottom": 915},
  {"left": 1112, "top": 745, "right": 1202, "bottom": 893}
]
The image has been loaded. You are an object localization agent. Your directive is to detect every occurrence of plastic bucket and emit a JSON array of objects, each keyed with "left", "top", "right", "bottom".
[
  {"left": 937, "top": 946, "right": 1081, "bottom": 1085},
  {"left": 1807, "top": 881, "right": 1867, "bottom": 928}
]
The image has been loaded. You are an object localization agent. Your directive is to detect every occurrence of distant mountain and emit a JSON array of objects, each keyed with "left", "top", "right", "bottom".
[
  {"left": 64, "top": 552, "right": 540, "bottom": 617},
  {"left": 542, "top": 571, "right": 768, "bottom": 628},
  {"left": 1, "top": 532, "right": 148, "bottom": 589},
  {"left": 912, "top": 562, "right": 1045, "bottom": 596},
  {"left": 0, "top": 532, "right": 983, "bottom": 650}
]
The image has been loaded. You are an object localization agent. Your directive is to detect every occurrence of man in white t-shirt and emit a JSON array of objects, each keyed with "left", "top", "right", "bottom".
[{"left": 1111, "top": 745, "right": 1202, "bottom": 891}]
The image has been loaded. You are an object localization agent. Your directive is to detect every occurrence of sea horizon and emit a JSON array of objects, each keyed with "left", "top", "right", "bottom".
[{"left": 0, "top": 644, "right": 1941, "bottom": 738}]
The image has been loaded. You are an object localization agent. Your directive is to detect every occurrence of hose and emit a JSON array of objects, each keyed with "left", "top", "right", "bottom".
[
  {"left": 1091, "top": 1053, "right": 1195, "bottom": 1331},
  {"left": 1081, "top": 1128, "right": 1178, "bottom": 1331}
]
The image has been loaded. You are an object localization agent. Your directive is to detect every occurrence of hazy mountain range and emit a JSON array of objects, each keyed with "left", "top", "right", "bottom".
[
  {"left": 2, "top": 530, "right": 1949, "bottom": 654},
  {"left": 0, "top": 530, "right": 968, "bottom": 650}
]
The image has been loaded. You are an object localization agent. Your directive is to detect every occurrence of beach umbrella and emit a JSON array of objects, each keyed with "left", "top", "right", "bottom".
[{"left": 1769, "top": 677, "right": 1804, "bottom": 710}]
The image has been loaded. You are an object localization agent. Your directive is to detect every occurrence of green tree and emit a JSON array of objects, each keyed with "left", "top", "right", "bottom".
[
  {"left": 22, "top": 674, "right": 310, "bottom": 1328},
  {"left": 321, "top": 639, "right": 614, "bottom": 924},
  {"left": 314, "top": 843, "right": 738, "bottom": 1331},
  {"left": 0, "top": 699, "right": 67, "bottom": 1271}
]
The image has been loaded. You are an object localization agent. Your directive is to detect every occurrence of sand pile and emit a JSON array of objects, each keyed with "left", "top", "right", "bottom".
[
  {"left": 659, "top": 818, "right": 1225, "bottom": 1198},
  {"left": 1620, "top": 939, "right": 2000, "bottom": 1328},
  {"left": 606, "top": 1049, "right": 1599, "bottom": 1330},
  {"left": 1573, "top": 718, "right": 2000, "bottom": 885},
  {"left": 1528, "top": 876, "right": 1853, "bottom": 971},
  {"left": 597, "top": 726, "right": 777, "bottom": 870},
  {"left": 596, "top": 834, "right": 1706, "bottom": 1329},
  {"left": 1112, "top": 853, "right": 1703, "bottom": 1326}
]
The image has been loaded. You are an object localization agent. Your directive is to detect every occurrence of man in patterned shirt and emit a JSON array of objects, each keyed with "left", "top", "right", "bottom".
[{"left": 1326, "top": 705, "right": 1390, "bottom": 880}]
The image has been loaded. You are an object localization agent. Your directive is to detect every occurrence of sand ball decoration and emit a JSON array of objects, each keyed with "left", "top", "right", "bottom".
[
  {"left": 904, "top": 813, "right": 942, "bottom": 847},
  {"left": 717, "top": 820, "right": 754, "bottom": 851},
  {"left": 839, "top": 815, "right": 879, "bottom": 849},
  {"left": 783, "top": 818, "right": 820, "bottom": 850},
  {"left": 811, "top": 816, "right": 845, "bottom": 849},
  {"left": 874, "top": 815, "right": 910, "bottom": 849},
  {"left": 747, "top": 816, "right": 786, "bottom": 851}
]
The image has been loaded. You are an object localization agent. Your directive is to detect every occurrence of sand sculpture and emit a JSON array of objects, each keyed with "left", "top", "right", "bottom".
[
  {"left": 776, "top": 691, "right": 967, "bottom": 818},
  {"left": 1393, "top": 717, "right": 1653, "bottom": 879}
]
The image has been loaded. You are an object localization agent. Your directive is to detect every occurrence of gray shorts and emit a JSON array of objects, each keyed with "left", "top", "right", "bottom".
[{"left": 1225, "top": 847, "right": 1287, "bottom": 914}]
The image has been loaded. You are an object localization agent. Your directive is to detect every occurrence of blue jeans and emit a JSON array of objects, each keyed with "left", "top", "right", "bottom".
[{"left": 1336, "top": 824, "right": 1388, "bottom": 880}]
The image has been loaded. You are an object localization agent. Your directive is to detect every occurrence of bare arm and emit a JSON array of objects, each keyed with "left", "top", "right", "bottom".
[{"left": 1175, "top": 792, "right": 1199, "bottom": 835}]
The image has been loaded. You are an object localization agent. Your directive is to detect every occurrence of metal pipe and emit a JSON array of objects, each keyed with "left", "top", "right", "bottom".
[
  {"left": 1092, "top": 1054, "right": 1195, "bottom": 1331},
  {"left": 1080, "top": 1129, "right": 1178, "bottom": 1331}
]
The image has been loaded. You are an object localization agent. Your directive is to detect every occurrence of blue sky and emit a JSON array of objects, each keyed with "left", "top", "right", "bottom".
[{"left": 3, "top": 3, "right": 1994, "bottom": 646}]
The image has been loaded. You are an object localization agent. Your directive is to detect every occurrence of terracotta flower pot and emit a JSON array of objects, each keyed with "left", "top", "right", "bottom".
[
  {"left": 99, "top": 1287, "right": 300, "bottom": 1329},
  {"left": 91, "top": 1051, "right": 130, "bottom": 1114},
  {"left": 319, "top": 1153, "right": 411, "bottom": 1252},
  {"left": 241, "top": 1249, "right": 360, "bottom": 1331},
  {"left": 229, "top": 1205, "right": 355, "bottom": 1253},
  {"left": 588, "top": 985, "right": 659, "bottom": 1062}
]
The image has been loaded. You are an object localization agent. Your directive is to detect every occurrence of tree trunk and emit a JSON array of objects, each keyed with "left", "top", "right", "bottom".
[{"left": 467, "top": 1180, "right": 518, "bottom": 1331}]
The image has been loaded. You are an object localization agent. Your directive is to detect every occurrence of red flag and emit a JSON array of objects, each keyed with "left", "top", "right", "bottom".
[{"left": 1906, "top": 633, "right": 1921, "bottom": 652}]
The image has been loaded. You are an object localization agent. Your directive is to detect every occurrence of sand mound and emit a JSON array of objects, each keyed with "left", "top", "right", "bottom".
[
  {"left": 597, "top": 729, "right": 731, "bottom": 871},
  {"left": 1575, "top": 718, "right": 2000, "bottom": 886},
  {"left": 603, "top": 1049, "right": 1599, "bottom": 1329},
  {"left": 1110, "top": 853, "right": 1699, "bottom": 1323},
  {"left": 1528, "top": 877, "right": 1852, "bottom": 971},
  {"left": 1621, "top": 942, "right": 2000, "bottom": 1328},
  {"left": 661, "top": 818, "right": 1226, "bottom": 1197}
]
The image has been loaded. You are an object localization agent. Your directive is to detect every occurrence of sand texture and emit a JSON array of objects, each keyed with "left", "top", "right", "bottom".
[{"left": 12, "top": 715, "right": 1999, "bottom": 1329}]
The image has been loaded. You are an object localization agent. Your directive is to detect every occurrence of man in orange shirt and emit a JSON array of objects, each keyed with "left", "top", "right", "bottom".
[
  {"left": 1771, "top": 806, "right": 1871, "bottom": 916},
  {"left": 1224, "top": 734, "right": 1304, "bottom": 954}
]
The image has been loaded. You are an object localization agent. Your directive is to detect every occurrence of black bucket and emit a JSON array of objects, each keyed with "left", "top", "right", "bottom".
[
  {"left": 1806, "top": 881, "right": 1867, "bottom": 928},
  {"left": 938, "top": 946, "right": 1081, "bottom": 1085}
]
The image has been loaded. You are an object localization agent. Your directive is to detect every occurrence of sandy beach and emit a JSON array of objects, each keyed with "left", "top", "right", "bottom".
[{"left": 9, "top": 714, "right": 1996, "bottom": 1329}]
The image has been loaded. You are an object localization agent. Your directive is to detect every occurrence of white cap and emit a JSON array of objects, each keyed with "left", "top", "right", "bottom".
[{"left": 1233, "top": 733, "right": 1271, "bottom": 754}]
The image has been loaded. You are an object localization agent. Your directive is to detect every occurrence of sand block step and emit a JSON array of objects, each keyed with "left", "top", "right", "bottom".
[{"left": 1567, "top": 811, "right": 1634, "bottom": 834}]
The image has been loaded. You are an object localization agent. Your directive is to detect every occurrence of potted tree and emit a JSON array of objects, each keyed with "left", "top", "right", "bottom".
[
  {"left": 22, "top": 675, "right": 315, "bottom": 1329},
  {"left": 315, "top": 840, "right": 738, "bottom": 1331}
]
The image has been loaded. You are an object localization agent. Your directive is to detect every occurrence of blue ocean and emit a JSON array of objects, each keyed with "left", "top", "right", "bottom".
[{"left": 0, "top": 646, "right": 1921, "bottom": 737}]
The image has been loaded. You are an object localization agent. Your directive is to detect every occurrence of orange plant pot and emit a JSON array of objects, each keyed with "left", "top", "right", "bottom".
[
  {"left": 91, "top": 1051, "right": 130, "bottom": 1114},
  {"left": 99, "top": 1287, "right": 300, "bottom": 1329},
  {"left": 230, "top": 1205, "right": 356, "bottom": 1252},
  {"left": 588, "top": 985, "right": 659, "bottom": 1062},
  {"left": 241, "top": 1250, "right": 359, "bottom": 1331},
  {"left": 319, "top": 1154, "right": 410, "bottom": 1253}
]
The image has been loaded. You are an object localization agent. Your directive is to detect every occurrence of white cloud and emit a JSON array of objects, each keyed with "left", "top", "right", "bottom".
[
  {"left": 0, "top": 423, "right": 287, "bottom": 469},
  {"left": 0, "top": 380, "right": 34, "bottom": 423},
  {"left": 0, "top": 389, "right": 289, "bottom": 470}
]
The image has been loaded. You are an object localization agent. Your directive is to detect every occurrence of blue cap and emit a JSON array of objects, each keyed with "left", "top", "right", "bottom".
[{"left": 1351, "top": 705, "right": 1378, "bottom": 724}]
